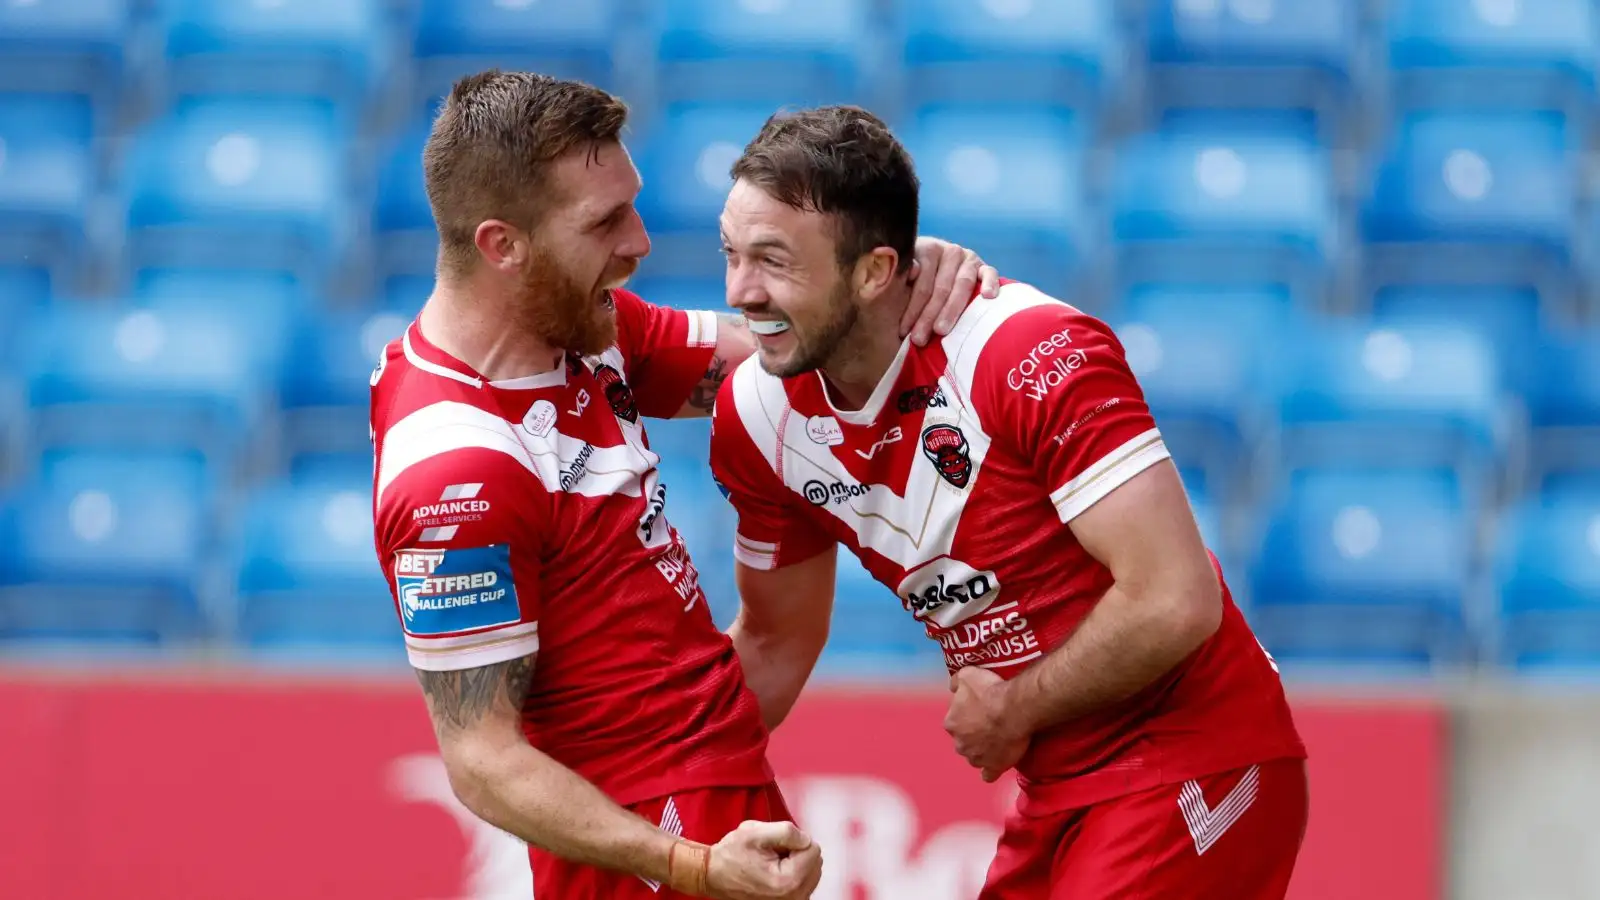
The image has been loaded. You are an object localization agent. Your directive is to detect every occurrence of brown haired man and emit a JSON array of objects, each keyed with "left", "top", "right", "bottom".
[
  {"left": 711, "top": 105, "right": 1308, "bottom": 900},
  {"left": 370, "top": 73, "right": 998, "bottom": 899}
]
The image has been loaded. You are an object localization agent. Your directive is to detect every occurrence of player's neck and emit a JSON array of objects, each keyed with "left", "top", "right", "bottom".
[
  {"left": 819, "top": 287, "right": 912, "bottom": 411},
  {"left": 419, "top": 276, "right": 564, "bottom": 382}
]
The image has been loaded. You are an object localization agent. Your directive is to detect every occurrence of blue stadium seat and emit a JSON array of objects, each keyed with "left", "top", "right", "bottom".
[
  {"left": 634, "top": 104, "right": 778, "bottom": 277},
  {"left": 1110, "top": 115, "right": 1334, "bottom": 281},
  {"left": 155, "top": 0, "right": 390, "bottom": 103},
  {"left": 650, "top": 418, "right": 715, "bottom": 481},
  {"left": 1363, "top": 113, "right": 1575, "bottom": 272},
  {"left": 1387, "top": 0, "right": 1596, "bottom": 111},
  {"left": 373, "top": 116, "right": 435, "bottom": 280},
  {"left": 1278, "top": 318, "right": 1507, "bottom": 470},
  {"left": 381, "top": 274, "right": 431, "bottom": 316},
  {"left": 1146, "top": 0, "right": 1358, "bottom": 112},
  {"left": 895, "top": 0, "right": 1117, "bottom": 110},
  {"left": 122, "top": 97, "right": 351, "bottom": 280},
  {"left": 1248, "top": 466, "right": 1476, "bottom": 667},
  {"left": 650, "top": 0, "right": 873, "bottom": 106},
  {"left": 20, "top": 299, "right": 286, "bottom": 454},
  {"left": 235, "top": 477, "right": 398, "bottom": 653},
  {"left": 134, "top": 266, "right": 310, "bottom": 310},
  {"left": 901, "top": 107, "right": 1087, "bottom": 292},
  {"left": 412, "top": 0, "right": 619, "bottom": 102},
  {"left": 1112, "top": 284, "right": 1298, "bottom": 483},
  {"left": 280, "top": 309, "right": 405, "bottom": 458},
  {"left": 1371, "top": 285, "right": 1543, "bottom": 394},
  {"left": 0, "top": 94, "right": 95, "bottom": 265},
  {"left": 0, "top": 0, "right": 130, "bottom": 95},
  {"left": 0, "top": 448, "right": 211, "bottom": 643},
  {"left": 0, "top": 265, "right": 51, "bottom": 352},
  {"left": 1495, "top": 479, "right": 1600, "bottom": 667},
  {"left": 288, "top": 450, "right": 372, "bottom": 486},
  {"left": 655, "top": 447, "right": 734, "bottom": 623},
  {"left": 1526, "top": 328, "right": 1600, "bottom": 477}
]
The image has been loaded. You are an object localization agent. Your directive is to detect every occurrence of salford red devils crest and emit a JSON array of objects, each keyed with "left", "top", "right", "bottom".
[
  {"left": 593, "top": 364, "right": 638, "bottom": 423},
  {"left": 921, "top": 424, "right": 971, "bottom": 489}
]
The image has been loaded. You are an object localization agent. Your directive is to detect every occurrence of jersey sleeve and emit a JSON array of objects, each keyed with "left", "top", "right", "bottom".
[
  {"left": 709, "top": 372, "right": 835, "bottom": 571},
  {"left": 971, "top": 304, "right": 1171, "bottom": 524},
  {"left": 611, "top": 287, "right": 720, "bottom": 418},
  {"left": 374, "top": 448, "right": 546, "bottom": 671}
]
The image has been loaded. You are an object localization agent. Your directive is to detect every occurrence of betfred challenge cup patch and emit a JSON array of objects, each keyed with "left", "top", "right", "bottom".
[{"left": 921, "top": 424, "right": 972, "bottom": 489}]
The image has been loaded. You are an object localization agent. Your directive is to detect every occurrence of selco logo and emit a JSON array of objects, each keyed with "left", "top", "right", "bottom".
[
  {"left": 802, "top": 479, "right": 872, "bottom": 507},
  {"left": 895, "top": 558, "right": 1001, "bottom": 628},
  {"left": 1006, "top": 327, "right": 1089, "bottom": 402}
]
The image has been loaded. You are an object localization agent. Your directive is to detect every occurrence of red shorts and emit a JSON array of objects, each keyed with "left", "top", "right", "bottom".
[
  {"left": 980, "top": 758, "right": 1309, "bottom": 900},
  {"left": 528, "top": 783, "right": 793, "bottom": 899}
]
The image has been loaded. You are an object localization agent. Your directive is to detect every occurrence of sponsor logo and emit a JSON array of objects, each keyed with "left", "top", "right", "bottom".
[
  {"left": 1051, "top": 398, "right": 1122, "bottom": 447},
  {"left": 593, "top": 363, "right": 639, "bottom": 423},
  {"left": 559, "top": 443, "right": 595, "bottom": 491},
  {"left": 921, "top": 424, "right": 972, "bottom": 489},
  {"left": 369, "top": 350, "right": 387, "bottom": 387},
  {"left": 806, "top": 415, "right": 845, "bottom": 447},
  {"left": 898, "top": 562, "right": 1001, "bottom": 626},
  {"left": 522, "top": 400, "right": 557, "bottom": 438},
  {"left": 855, "top": 426, "right": 903, "bottom": 460},
  {"left": 393, "top": 545, "right": 520, "bottom": 636},
  {"left": 1006, "top": 327, "right": 1089, "bottom": 402},
  {"left": 568, "top": 389, "right": 590, "bottom": 418},
  {"left": 413, "top": 483, "right": 489, "bottom": 541},
  {"left": 653, "top": 538, "right": 704, "bottom": 608},
  {"left": 637, "top": 480, "right": 669, "bottom": 545},
  {"left": 803, "top": 478, "right": 872, "bottom": 507},
  {"left": 896, "top": 384, "right": 948, "bottom": 414}
]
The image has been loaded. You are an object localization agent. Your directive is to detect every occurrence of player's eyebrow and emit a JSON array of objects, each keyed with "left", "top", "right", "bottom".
[{"left": 587, "top": 200, "right": 630, "bottom": 230}]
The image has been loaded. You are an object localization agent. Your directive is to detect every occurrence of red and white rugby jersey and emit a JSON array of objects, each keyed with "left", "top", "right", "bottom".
[
  {"left": 710, "top": 281, "right": 1304, "bottom": 813},
  {"left": 372, "top": 288, "right": 773, "bottom": 806}
]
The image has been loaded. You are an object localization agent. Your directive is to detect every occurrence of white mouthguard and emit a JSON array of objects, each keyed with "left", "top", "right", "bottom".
[{"left": 748, "top": 319, "right": 791, "bottom": 336}]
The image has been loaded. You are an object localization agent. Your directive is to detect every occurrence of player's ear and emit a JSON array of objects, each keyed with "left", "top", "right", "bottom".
[
  {"left": 852, "top": 247, "right": 900, "bottom": 302},
  {"left": 474, "top": 219, "right": 528, "bottom": 272}
]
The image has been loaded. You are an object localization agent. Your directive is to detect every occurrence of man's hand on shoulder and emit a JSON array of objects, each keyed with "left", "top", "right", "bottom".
[{"left": 904, "top": 236, "right": 1001, "bottom": 346}]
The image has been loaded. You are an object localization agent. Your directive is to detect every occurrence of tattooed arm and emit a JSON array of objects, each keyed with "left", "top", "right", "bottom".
[
  {"left": 678, "top": 313, "right": 749, "bottom": 417},
  {"left": 414, "top": 656, "right": 685, "bottom": 884}
]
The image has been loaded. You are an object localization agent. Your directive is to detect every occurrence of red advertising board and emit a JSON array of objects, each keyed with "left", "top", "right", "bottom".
[{"left": 0, "top": 675, "right": 1441, "bottom": 899}]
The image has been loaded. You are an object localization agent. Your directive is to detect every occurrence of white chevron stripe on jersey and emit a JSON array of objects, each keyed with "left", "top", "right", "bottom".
[
  {"left": 377, "top": 400, "right": 656, "bottom": 504},
  {"left": 730, "top": 362, "right": 993, "bottom": 571},
  {"left": 640, "top": 796, "right": 686, "bottom": 892},
  {"left": 941, "top": 281, "right": 1070, "bottom": 427},
  {"left": 1178, "top": 764, "right": 1260, "bottom": 856}
]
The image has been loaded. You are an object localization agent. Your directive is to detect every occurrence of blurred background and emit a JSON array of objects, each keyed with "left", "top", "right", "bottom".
[{"left": 1, "top": 0, "right": 1596, "bottom": 897}]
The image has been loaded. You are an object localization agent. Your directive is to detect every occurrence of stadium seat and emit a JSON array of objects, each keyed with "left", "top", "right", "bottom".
[
  {"left": 373, "top": 115, "right": 436, "bottom": 280},
  {"left": 0, "top": 0, "right": 130, "bottom": 96},
  {"left": 134, "top": 266, "right": 310, "bottom": 310},
  {"left": 412, "top": 0, "right": 619, "bottom": 103},
  {"left": 1370, "top": 285, "right": 1543, "bottom": 394},
  {"left": 121, "top": 97, "right": 352, "bottom": 281},
  {"left": 651, "top": 418, "right": 716, "bottom": 484},
  {"left": 900, "top": 107, "right": 1087, "bottom": 292},
  {"left": 154, "top": 0, "right": 390, "bottom": 104},
  {"left": 894, "top": 0, "right": 1117, "bottom": 110},
  {"left": 0, "top": 94, "right": 96, "bottom": 266},
  {"left": 649, "top": 0, "right": 873, "bottom": 106},
  {"left": 1495, "top": 479, "right": 1600, "bottom": 668},
  {"left": 19, "top": 299, "right": 286, "bottom": 456},
  {"left": 1387, "top": 0, "right": 1596, "bottom": 111},
  {"left": 0, "top": 265, "right": 51, "bottom": 351},
  {"left": 1111, "top": 284, "right": 1298, "bottom": 485},
  {"left": 1248, "top": 466, "right": 1477, "bottom": 668},
  {"left": 1146, "top": 0, "right": 1358, "bottom": 113},
  {"left": 1277, "top": 317, "right": 1508, "bottom": 470},
  {"left": 1526, "top": 328, "right": 1600, "bottom": 477},
  {"left": 381, "top": 274, "right": 432, "bottom": 316},
  {"left": 288, "top": 450, "right": 372, "bottom": 487},
  {"left": 1363, "top": 113, "right": 1575, "bottom": 282},
  {"left": 633, "top": 104, "right": 779, "bottom": 278},
  {"left": 234, "top": 477, "right": 398, "bottom": 653},
  {"left": 654, "top": 446, "right": 734, "bottom": 624},
  {"left": 280, "top": 308, "right": 406, "bottom": 458},
  {"left": 0, "top": 448, "right": 212, "bottom": 643},
  {"left": 1109, "top": 114, "right": 1334, "bottom": 282}
]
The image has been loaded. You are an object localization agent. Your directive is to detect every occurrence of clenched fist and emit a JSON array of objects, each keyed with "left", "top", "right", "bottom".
[{"left": 705, "top": 820, "right": 823, "bottom": 900}]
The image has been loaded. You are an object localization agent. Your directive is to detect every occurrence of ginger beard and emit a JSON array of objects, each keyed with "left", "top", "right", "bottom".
[
  {"left": 515, "top": 239, "right": 632, "bottom": 357},
  {"left": 754, "top": 275, "right": 860, "bottom": 379}
]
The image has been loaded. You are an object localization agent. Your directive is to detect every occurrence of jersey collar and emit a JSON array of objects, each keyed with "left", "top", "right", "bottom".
[
  {"left": 813, "top": 336, "right": 913, "bottom": 427},
  {"left": 404, "top": 320, "right": 568, "bottom": 390}
]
